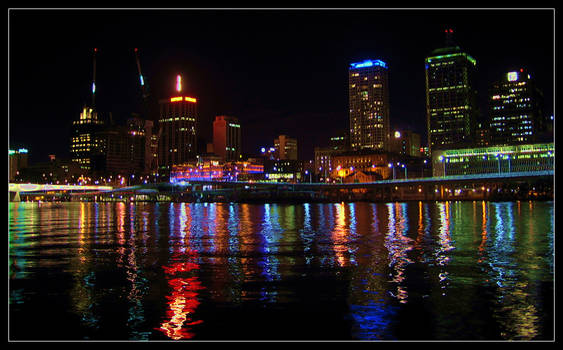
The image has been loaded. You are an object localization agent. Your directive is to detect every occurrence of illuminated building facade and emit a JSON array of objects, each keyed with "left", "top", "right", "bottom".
[
  {"left": 431, "top": 142, "right": 554, "bottom": 177},
  {"left": 425, "top": 32, "right": 478, "bottom": 152},
  {"left": 274, "top": 135, "right": 298, "bottom": 160},
  {"left": 158, "top": 95, "right": 198, "bottom": 171},
  {"left": 389, "top": 130, "right": 421, "bottom": 157},
  {"left": 170, "top": 157, "right": 264, "bottom": 182},
  {"left": 70, "top": 106, "right": 106, "bottom": 172},
  {"left": 264, "top": 159, "right": 304, "bottom": 182},
  {"left": 489, "top": 69, "right": 544, "bottom": 146},
  {"left": 475, "top": 121, "right": 491, "bottom": 147},
  {"left": 349, "top": 59, "right": 390, "bottom": 151},
  {"left": 9, "top": 148, "right": 29, "bottom": 181},
  {"left": 330, "top": 151, "right": 393, "bottom": 180},
  {"left": 213, "top": 115, "right": 241, "bottom": 161}
]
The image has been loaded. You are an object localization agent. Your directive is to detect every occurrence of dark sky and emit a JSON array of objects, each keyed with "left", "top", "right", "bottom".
[{"left": 9, "top": 8, "right": 555, "bottom": 164}]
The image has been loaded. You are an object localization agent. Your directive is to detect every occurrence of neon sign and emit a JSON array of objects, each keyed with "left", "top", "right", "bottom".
[{"left": 350, "top": 59, "right": 388, "bottom": 69}]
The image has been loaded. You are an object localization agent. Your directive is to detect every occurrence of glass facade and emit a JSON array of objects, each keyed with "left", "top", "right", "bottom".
[
  {"left": 432, "top": 143, "right": 554, "bottom": 177},
  {"left": 489, "top": 69, "right": 544, "bottom": 145},
  {"left": 158, "top": 97, "right": 198, "bottom": 170},
  {"left": 425, "top": 48, "right": 478, "bottom": 152}
]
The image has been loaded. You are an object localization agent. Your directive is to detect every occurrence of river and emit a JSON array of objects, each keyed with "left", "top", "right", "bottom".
[{"left": 8, "top": 200, "right": 554, "bottom": 340}]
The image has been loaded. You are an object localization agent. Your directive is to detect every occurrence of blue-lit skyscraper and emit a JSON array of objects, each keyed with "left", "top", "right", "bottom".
[{"left": 349, "top": 59, "right": 390, "bottom": 151}]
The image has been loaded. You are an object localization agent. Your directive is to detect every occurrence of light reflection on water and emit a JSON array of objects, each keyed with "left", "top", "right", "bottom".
[{"left": 9, "top": 201, "right": 554, "bottom": 340}]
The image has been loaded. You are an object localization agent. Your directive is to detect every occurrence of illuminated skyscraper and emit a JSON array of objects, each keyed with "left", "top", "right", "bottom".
[
  {"left": 274, "top": 135, "right": 298, "bottom": 160},
  {"left": 348, "top": 59, "right": 390, "bottom": 151},
  {"left": 158, "top": 75, "right": 198, "bottom": 171},
  {"left": 489, "top": 69, "right": 544, "bottom": 145},
  {"left": 70, "top": 106, "right": 105, "bottom": 172},
  {"left": 425, "top": 30, "right": 478, "bottom": 152},
  {"left": 213, "top": 115, "right": 241, "bottom": 161}
]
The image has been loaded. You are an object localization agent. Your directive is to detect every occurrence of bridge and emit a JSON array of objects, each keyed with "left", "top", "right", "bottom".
[
  {"left": 63, "top": 170, "right": 553, "bottom": 203},
  {"left": 8, "top": 183, "right": 113, "bottom": 202}
]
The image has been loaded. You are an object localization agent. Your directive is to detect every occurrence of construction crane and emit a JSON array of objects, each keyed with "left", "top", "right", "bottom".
[
  {"left": 134, "top": 48, "right": 151, "bottom": 104},
  {"left": 92, "top": 47, "right": 97, "bottom": 107}
]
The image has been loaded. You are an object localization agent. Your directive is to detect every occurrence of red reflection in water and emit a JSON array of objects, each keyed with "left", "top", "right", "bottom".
[
  {"left": 158, "top": 204, "right": 205, "bottom": 340},
  {"left": 158, "top": 259, "right": 204, "bottom": 340}
]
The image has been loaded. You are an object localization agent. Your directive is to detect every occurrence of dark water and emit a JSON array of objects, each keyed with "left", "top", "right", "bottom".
[{"left": 9, "top": 201, "right": 554, "bottom": 341}]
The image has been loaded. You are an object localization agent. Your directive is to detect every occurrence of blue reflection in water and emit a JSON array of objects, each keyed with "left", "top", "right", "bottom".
[
  {"left": 258, "top": 204, "right": 281, "bottom": 302},
  {"left": 349, "top": 302, "right": 397, "bottom": 340},
  {"left": 490, "top": 202, "right": 516, "bottom": 289}
]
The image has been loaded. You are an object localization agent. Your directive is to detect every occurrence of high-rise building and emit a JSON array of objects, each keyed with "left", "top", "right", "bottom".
[
  {"left": 158, "top": 75, "right": 198, "bottom": 172},
  {"left": 213, "top": 115, "right": 241, "bottom": 161},
  {"left": 9, "top": 148, "right": 29, "bottom": 181},
  {"left": 390, "top": 130, "right": 421, "bottom": 157},
  {"left": 70, "top": 106, "right": 106, "bottom": 173},
  {"left": 489, "top": 69, "right": 544, "bottom": 145},
  {"left": 425, "top": 29, "right": 478, "bottom": 153},
  {"left": 349, "top": 59, "right": 390, "bottom": 151},
  {"left": 274, "top": 135, "right": 298, "bottom": 160}
]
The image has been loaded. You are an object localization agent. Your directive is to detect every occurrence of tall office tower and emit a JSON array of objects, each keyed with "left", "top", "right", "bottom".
[
  {"left": 9, "top": 148, "right": 28, "bottom": 181},
  {"left": 274, "top": 134, "right": 298, "bottom": 160},
  {"left": 158, "top": 75, "right": 198, "bottom": 171},
  {"left": 70, "top": 106, "right": 106, "bottom": 173},
  {"left": 349, "top": 59, "right": 390, "bottom": 151},
  {"left": 489, "top": 69, "right": 544, "bottom": 145},
  {"left": 213, "top": 115, "right": 242, "bottom": 161},
  {"left": 425, "top": 29, "right": 478, "bottom": 153}
]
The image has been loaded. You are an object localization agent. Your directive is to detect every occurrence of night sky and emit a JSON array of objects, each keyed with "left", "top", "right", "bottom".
[{"left": 9, "top": 8, "right": 554, "bottom": 164}]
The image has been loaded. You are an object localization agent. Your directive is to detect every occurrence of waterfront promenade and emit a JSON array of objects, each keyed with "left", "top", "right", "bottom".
[{"left": 10, "top": 170, "right": 554, "bottom": 203}]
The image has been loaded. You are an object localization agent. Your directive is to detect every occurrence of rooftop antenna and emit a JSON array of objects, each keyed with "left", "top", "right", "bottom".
[
  {"left": 176, "top": 74, "right": 182, "bottom": 93},
  {"left": 445, "top": 28, "right": 454, "bottom": 46}
]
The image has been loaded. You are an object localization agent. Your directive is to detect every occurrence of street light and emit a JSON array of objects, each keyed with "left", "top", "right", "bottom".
[
  {"left": 505, "top": 155, "right": 511, "bottom": 173},
  {"left": 438, "top": 156, "right": 446, "bottom": 176},
  {"left": 400, "top": 163, "right": 407, "bottom": 179},
  {"left": 388, "top": 163, "right": 396, "bottom": 180}
]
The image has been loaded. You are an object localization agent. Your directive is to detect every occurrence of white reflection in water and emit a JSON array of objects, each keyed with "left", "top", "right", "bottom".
[{"left": 385, "top": 203, "right": 413, "bottom": 303}]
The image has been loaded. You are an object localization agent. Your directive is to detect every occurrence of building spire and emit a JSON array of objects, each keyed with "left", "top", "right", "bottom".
[{"left": 445, "top": 28, "right": 454, "bottom": 46}]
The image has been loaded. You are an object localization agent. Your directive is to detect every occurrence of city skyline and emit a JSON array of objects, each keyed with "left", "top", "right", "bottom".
[{"left": 9, "top": 8, "right": 555, "bottom": 163}]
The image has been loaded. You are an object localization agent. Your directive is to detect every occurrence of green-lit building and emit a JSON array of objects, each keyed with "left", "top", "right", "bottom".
[
  {"left": 425, "top": 30, "right": 479, "bottom": 153},
  {"left": 431, "top": 142, "right": 554, "bottom": 177}
]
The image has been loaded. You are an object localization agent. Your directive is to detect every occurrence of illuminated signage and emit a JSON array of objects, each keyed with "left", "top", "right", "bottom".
[
  {"left": 507, "top": 72, "right": 519, "bottom": 82},
  {"left": 350, "top": 59, "right": 388, "bottom": 69},
  {"left": 169, "top": 96, "right": 197, "bottom": 103}
]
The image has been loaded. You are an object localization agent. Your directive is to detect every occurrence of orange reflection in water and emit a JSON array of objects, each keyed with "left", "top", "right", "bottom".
[
  {"left": 478, "top": 201, "right": 488, "bottom": 263},
  {"left": 332, "top": 203, "right": 350, "bottom": 267}
]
